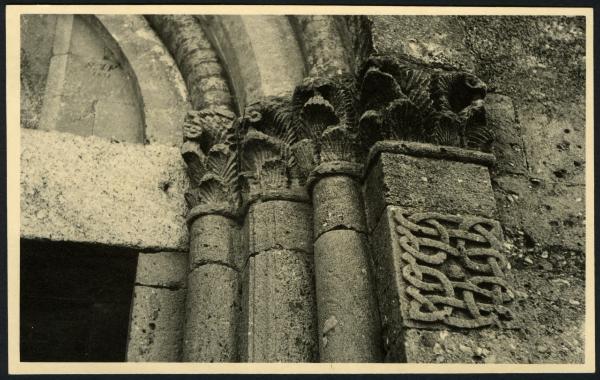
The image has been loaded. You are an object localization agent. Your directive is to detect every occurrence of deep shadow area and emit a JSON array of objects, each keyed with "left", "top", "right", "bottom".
[{"left": 20, "top": 239, "right": 138, "bottom": 362}]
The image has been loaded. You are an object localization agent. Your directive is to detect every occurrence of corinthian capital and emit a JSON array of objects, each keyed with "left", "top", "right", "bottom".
[
  {"left": 289, "top": 74, "right": 364, "bottom": 183},
  {"left": 358, "top": 54, "right": 491, "bottom": 153},
  {"left": 237, "top": 97, "right": 300, "bottom": 194},
  {"left": 181, "top": 106, "right": 241, "bottom": 217}
]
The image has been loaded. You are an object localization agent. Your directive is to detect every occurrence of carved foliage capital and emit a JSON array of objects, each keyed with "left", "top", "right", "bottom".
[
  {"left": 238, "top": 97, "right": 304, "bottom": 196},
  {"left": 357, "top": 54, "right": 492, "bottom": 153},
  {"left": 291, "top": 74, "right": 362, "bottom": 175},
  {"left": 181, "top": 106, "right": 240, "bottom": 211},
  {"left": 180, "top": 54, "right": 495, "bottom": 211}
]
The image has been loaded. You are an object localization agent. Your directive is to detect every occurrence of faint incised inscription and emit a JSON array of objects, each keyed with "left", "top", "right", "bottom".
[{"left": 392, "top": 208, "right": 517, "bottom": 329}]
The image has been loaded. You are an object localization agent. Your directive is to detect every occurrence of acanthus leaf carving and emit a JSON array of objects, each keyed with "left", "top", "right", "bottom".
[
  {"left": 180, "top": 54, "right": 495, "bottom": 212},
  {"left": 238, "top": 97, "right": 305, "bottom": 196},
  {"left": 181, "top": 106, "right": 241, "bottom": 212},
  {"left": 358, "top": 54, "right": 493, "bottom": 153},
  {"left": 292, "top": 74, "right": 362, "bottom": 172}
]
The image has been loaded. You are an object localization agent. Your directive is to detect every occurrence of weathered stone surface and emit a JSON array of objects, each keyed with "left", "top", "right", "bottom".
[
  {"left": 145, "top": 15, "right": 233, "bottom": 111},
  {"left": 366, "top": 15, "right": 586, "bottom": 259},
  {"left": 289, "top": 15, "right": 352, "bottom": 76},
  {"left": 189, "top": 214, "right": 240, "bottom": 270},
  {"left": 94, "top": 15, "right": 190, "bottom": 147},
  {"left": 371, "top": 205, "right": 521, "bottom": 363},
  {"left": 521, "top": 184, "right": 586, "bottom": 252},
  {"left": 196, "top": 15, "right": 305, "bottom": 106},
  {"left": 93, "top": 100, "right": 144, "bottom": 143},
  {"left": 240, "top": 249, "right": 317, "bottom": 362},
  {"left": 243, "top": 200, "right": 313, "bottom": 255},
  {"left": 127, "top": 286, "right": 186, "bottom": 362},
  {"left": 369, "top": 16, "right": 479, "bottom": 71},
  {"left": 312, "top": 176, "right": 367, "bottom": 238},
  {"left": 183, "top": 265, "right": 240, "bottom": 362},
  {"left": 364, "top": 152, "right": 497, "bottom": 231},
  {"left": 399, "top": 262, "right": 585, "bottom": 365},
  {"left": 20, "top": 14, "right": 57, "bottom": 130},
  {"left": 369, "top": 206, "right": 405, "bottom": 362},
  {"left": 313, "top": 229, "right": 382, "bottom": 362},
  {"left": 20, "top": 128, "right": 189, "bottom": 251},
  {"left": 39, "top": 15, "right": 146, "bottom": 143},
  {"left": 135, "top": 251, "right": 187, "bottom": 289},
  {"left": 486, "top": 94, "right": 527, "bottom": 176}
]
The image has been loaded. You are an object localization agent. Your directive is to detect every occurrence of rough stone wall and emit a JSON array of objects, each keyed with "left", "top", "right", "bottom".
[{"left": 366, "top": 15, "right": 586, "bottom": 363}]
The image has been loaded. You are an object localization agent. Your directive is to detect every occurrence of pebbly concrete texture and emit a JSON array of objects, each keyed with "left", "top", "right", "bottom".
[
  {"left": 363, "top": 152, "right": 497, "bottom": 232},
  {"left": 39, "top": 15, "right": 145, "bottom": 143},
  {"left": 314, "top": 229, "right": 383, "bottom": 362},
  {"left": 20, "top": 128, "right": 189, "bottom": 251},
  {"left": 183, "top": 264, "right": 240, "bottom": 362},
  {"left": 20, "top": 15, "right": 57, "bottom": 130},
  {"left": 368, "top": 15, "right": 586, "bottom": 255},
  {"left": 240, "top": 249, "right": 318, "bottom": 362},
  {"left": 127, "top": 285, "right": 186, "bottom": 362}
]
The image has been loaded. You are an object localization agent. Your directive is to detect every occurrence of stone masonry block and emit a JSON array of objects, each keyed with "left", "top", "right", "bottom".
[
  {"left": 127, "top": 286, "right": 186, "bottom": 362},
  {"left": 364, "top": 152, "right": 497, "bottom": 231},
  {"left": 20, "top": 128, "right": 190, "bottom": 251},
  {"left": 370, "top": 205, "right": 519, "bottom": 363},
  {"left": 93, "top": 100, "right": 144, "bottom": 143}
]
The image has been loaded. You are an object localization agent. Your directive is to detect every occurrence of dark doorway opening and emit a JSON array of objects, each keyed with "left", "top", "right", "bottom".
[{"left": 20, "top": 239, "right": 138, "bottom": 362}]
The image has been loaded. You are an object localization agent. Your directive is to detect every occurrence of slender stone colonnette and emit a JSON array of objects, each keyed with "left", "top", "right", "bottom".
[{"left": 236, "top": 98, "right": 318, "bottom": 362}]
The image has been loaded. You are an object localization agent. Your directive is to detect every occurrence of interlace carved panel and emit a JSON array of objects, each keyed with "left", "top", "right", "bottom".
[{"left": 392, "top": 208, "right": 517, "bottom": 329}]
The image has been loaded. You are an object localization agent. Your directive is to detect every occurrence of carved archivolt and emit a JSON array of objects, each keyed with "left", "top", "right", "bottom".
[{"left": 392, "top": 208, "right": 516, "bottom": 329}]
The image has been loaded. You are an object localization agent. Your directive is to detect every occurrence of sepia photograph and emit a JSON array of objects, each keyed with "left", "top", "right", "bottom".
[{"left": 6, "top": 4, "right": 594, "bottom": 374}]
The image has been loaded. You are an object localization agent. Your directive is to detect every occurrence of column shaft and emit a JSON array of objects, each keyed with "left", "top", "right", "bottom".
[
  {"left": 311, "top": 175, "right": 382, "bottom": 362},
  {"left": 126, "top": 251, "right": 187, "bottom": 362},
  {"left": 183, "top": 214, "right": 240, "bottom": 362},
  {"left": 239, "top": 200, "right": 318, "bottom": 362}
]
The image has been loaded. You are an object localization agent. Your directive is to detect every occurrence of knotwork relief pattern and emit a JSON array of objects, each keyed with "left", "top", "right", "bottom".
[{"left": 392, "top": 208, "right": 517, "bottom": 329}]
